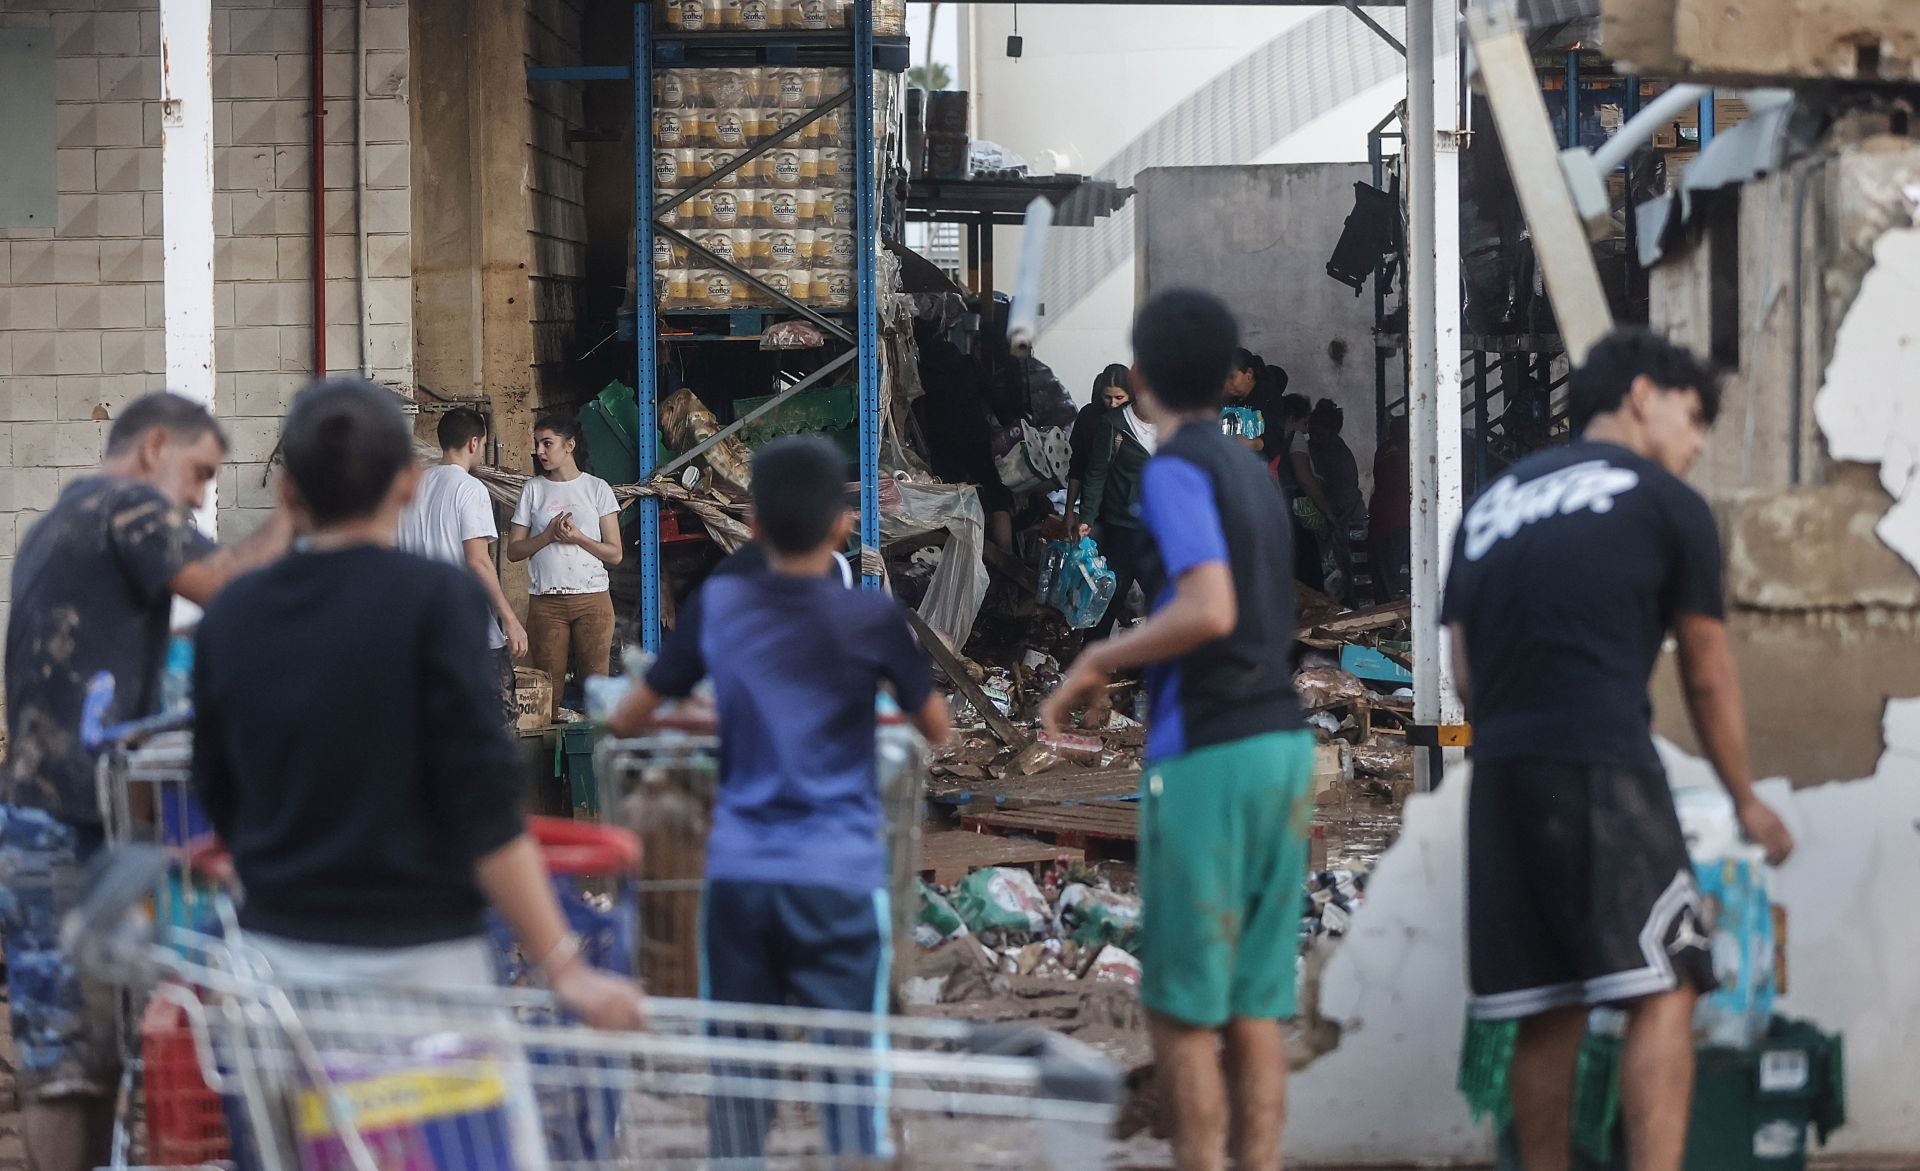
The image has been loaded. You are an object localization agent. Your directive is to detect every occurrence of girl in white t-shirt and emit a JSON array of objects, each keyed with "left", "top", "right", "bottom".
[{"left": 507, "top": 414, "right": 624, "bottom": 719}]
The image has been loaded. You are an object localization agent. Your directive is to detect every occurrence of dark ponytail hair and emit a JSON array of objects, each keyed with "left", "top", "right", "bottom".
[
  {"left": 1091, "top": 363, "right": 1132, "bottom": 402},
  {"left": 533, "top": 411, "right": 591, "bottom": 477}
]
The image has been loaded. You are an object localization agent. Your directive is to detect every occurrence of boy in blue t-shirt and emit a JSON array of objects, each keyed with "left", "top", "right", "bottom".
[
  {"left": 1044, "top": 290, "right": 1312, "bottom": 1171},
  {"left": 608, "top": 436, "right": 949, "bottom": 1156}
]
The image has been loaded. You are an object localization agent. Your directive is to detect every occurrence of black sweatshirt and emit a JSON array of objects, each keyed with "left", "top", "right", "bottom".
[{"left": 191, "top": 545, "right": 526, "bottom": 948}]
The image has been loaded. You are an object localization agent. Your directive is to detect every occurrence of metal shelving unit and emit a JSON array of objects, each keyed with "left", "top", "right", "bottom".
[{"left": 628, "top": 0, "right": 893, "bottom": 649}]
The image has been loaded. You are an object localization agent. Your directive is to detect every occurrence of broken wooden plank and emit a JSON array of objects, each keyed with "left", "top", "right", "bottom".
[
  {"left": 905, "top": 608, "right": 1026, "bottom": 748},
  {"left": 918, "top": 831, "right": 1083, "bottom": 885},
  {"left": 1302, "top": 598, "right": 1412, "bottom": 640},
  {"left": 962, "top": 802, "right": 1140, "bottom": 844},
  {"left": 928, "top": 766, "right": 1141, "bottom": 808}
]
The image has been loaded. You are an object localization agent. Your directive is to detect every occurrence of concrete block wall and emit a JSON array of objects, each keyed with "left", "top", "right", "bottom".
[{"left": 0, "top": 0, "right": 413, "bottom": 649}]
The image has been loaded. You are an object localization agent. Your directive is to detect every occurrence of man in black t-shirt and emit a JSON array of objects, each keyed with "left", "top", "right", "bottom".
[
  {"left": 191, "top": 382, "right": 645, "bottom": 1056},
  {"left": 1444, "top": 329, "right": 1793, "bottom": 1171}
]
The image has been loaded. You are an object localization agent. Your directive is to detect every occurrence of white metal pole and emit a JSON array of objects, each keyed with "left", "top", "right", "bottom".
[
  {"left": 160, "top": 0, "right": 217, "bottom": 538},
  {"left": 1406, "top": 0, "right": 1464, "bottom": 788}
]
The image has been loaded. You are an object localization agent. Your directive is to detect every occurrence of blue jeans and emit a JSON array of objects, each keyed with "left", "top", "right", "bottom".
[{"left": 0, "top": 804, "right": 118, "bottom": 1100}]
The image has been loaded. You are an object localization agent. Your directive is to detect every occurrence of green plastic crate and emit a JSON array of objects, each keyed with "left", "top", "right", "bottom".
[
  {"left": 580, "top": 380, "right": 672, "bottom": 481},
  {"left": 556, "top": 723, "right": 602, "bottom": 819},
  {"left": 734, "top": 382, "right": 858, "bottom": 450}
]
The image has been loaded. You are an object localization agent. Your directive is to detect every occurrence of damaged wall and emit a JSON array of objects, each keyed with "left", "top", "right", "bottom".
[
  {"left": 1648, "top": 129, "right": 1920, "bottom": 785},
  {"left": 1288, "top": 738, "right": 1920, "bottom": 1162}
]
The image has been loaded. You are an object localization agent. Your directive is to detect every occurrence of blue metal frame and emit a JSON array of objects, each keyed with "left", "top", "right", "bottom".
[
  {"left": 1563, "top": 50, "right": 1579, "bottom": 149},
  {"left": 634, "top": 3, "right": 662, "bottom": 652},
  {"left": 633, "top": 0, "right": 889, "bottom": 636},
  {"left": 853, "top": 0, "right": 880, "bottom": 589},
  {"left": 1698, "top": 89, "right": 1716, "bottom": 150}
]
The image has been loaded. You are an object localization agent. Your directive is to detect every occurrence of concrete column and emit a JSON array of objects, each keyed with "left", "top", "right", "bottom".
[
  {"left": 410, "top": 0, "right": 538, "bottom": 612},
  {"left": 160, "top": 0, "right": 217, "bottom": 536}
]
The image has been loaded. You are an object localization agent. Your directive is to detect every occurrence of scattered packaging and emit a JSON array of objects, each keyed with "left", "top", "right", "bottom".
[
  {"left": 950, "top": 867, "right": 1055, "bottom": 946},
  {"left": 1057, "top": 884, "right": 1142, "bottom": 950},
  {"left": 1086, "top": 945, "right": 1142, "bottom": 986}
]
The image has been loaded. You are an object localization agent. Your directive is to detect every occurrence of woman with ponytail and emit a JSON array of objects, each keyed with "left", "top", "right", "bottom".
[{"left": 507, "top": 412, "right": 623, "bottom": 719}]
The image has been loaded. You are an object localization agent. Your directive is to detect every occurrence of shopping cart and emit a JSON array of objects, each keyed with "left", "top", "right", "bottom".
[
  {"left": 79, "top": 670, "right": 237, "bottom": 1169},
  {"left": 65, "top": 846, "right": 1125, "bottom": 1171},
  {"left": 593, "top": 707, "right": 928, "bottom": 1000}
]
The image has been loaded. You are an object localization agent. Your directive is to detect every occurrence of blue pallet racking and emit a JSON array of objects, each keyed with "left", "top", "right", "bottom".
[{"left": 535, "top": 1, "right": 895, "bottom": 651}]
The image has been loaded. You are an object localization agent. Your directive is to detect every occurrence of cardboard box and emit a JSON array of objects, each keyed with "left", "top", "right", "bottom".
[
  {"left": 514, "top": 667, "right": 553, "bottom": 734},
  {"left": 925, "top": 133, "right": 970, "bottom": 180},
  {"left": 925, "top": 89, "right": 970, "bottom": 135},
  {"left": 1603, "top": 0, "right": 1920, "bottom": 84}
]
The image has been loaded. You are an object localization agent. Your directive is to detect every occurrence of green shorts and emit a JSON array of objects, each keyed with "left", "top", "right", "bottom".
[{"left": 1138, "top": 729, "right": 1316, "bottom": 1027}]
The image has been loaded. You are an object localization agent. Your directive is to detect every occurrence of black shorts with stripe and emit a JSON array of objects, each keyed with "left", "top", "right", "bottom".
[{"left": 1467, "top": 757, "right": 1717, "bottom": 1020}]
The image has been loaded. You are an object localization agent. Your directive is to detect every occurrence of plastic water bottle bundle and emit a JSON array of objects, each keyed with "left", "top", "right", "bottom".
[
  {"left": 1052, "top": 536, "right": 1117, "bottom": 630},
  {"left": 1221, "top": 405, "right": 1265, "bottom": 441}
]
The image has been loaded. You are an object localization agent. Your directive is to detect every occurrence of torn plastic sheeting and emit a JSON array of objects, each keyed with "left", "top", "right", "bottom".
[{"left": 880, "top": 476, "right": 990, "bottom": 650}]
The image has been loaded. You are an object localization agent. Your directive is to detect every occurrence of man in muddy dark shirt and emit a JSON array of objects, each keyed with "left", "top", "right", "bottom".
[{"left": 1, "top": 392, "right": 288, "bottom": 1171}]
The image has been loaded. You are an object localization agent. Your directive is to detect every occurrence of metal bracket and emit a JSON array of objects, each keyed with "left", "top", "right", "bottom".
[{"left": 1345, "top": 4, "right": 1406, "bottom": 56}]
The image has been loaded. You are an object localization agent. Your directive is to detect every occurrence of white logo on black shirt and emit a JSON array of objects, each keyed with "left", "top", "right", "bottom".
[{"left": 1463, "top": 459, "right": 1642, "bottom": 561}]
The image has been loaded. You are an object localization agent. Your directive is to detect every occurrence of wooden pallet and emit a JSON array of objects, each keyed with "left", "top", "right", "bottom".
[
  {"left": 929, "top": 766, "right": 1141, "bottom": 809},
  {"left": 917, "top": 831, "right": 1084, "bottom": 885},
  {"left": 960, "top": 802, "right": 1140, "bottom": 855}
]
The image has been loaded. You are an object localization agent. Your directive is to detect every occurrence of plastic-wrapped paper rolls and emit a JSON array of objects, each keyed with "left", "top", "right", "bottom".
[{"left": 707, "top": 189, "right": 744, "bottom": 229}]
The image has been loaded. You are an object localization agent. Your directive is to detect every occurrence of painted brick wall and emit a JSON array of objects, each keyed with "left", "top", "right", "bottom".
[{"left": 0, "top": 0, "right": 413, "bottom": 651}]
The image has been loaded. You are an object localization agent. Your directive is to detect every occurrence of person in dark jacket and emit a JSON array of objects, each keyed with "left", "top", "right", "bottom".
[
  {"left": 1224, "top": 349, "right": 1289, "bottom": 459},
  {"left": 1269, "top": 393, "right": 1328, "bottom": 591},
  {"left": 1081, "top": 389, "right": 1158, "bottom": 639},
  {"left": 1369, "top": 413, "right": 1412, "bottom": 600},
  {"left": 913, "top": 321, "right": 1016, "bottom": 551},
  {"left": 1066, "top": 364, "right": 1133, "bottom": 531},
  {"left": 1307, "top": 399, "right": 1367, "bottom": 597}
]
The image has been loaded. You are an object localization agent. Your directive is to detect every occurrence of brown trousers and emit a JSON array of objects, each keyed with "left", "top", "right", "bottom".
[{"left": 527, "top": 592, "right": 616, "bottom": 719}]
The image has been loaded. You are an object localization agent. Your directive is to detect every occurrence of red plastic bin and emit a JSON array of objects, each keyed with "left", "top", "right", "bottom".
[{"left": 139, "top": 992, "right": 228, "bottom": 1165}]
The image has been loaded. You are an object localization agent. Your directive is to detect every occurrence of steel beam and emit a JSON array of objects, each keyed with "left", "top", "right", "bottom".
[
  {"left": 160, "top": 0, "right": 217, "bottom": 537},
  {"left": 1406, "top": 0, "right": 1464, "bottom": 789}
]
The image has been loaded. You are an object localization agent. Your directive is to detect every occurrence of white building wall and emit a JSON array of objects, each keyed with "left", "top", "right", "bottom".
[
  {"left": 0, "top": 0, "right": 413, "bottom": 644},
  {"left": 956, "top": 3, "right": 1406, "bottom": 401}
]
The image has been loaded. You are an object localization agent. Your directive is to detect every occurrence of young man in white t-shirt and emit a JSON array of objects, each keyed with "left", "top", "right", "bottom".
[{"left": 397, "top": 407, "right": 529, "bottom": 718}]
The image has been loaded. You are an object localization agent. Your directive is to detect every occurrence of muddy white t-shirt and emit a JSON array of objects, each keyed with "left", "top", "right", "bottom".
[{"left": 512, "top": 473, "right": 622, "bottom": 595}]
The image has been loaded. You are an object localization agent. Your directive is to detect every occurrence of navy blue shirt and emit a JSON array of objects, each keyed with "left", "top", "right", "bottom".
[
  {"left": 1442, "top": 440, "right": 1724, "bottom": 774},
  {"left": 645, "top": 572, "right": 934, "bottom": 891},
  {"left": 1136, "top": 424, "right": 1304, "bottom": 762}
]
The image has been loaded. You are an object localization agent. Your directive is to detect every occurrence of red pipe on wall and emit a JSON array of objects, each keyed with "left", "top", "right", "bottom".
[{"left": 310, "top": 0, "right": 327, "bottom": 376}]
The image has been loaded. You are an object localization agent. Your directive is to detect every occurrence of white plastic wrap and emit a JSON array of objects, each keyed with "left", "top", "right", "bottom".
[{"left": 879, "top": 476, "right": 989, "bottom": 650}]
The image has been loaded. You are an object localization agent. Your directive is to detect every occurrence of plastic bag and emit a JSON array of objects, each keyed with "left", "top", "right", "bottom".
[
  {"left": 294, "top": 1044, "right": 520, "bottom": 1171},
  {"left": 914, "top": 881, "right": 969, "bottom": 950},
  {"left": 1057, "top": 884, "right": 1141, "bottom": 950},
  {"left": 1086, "top": 944, "right": 1141, "bottom": 986},
  {"left": 1221, "top": 405, "right": 1266, "bottom": 441},
  {"left": 949, "top": 867, "right": 1053, "bottom": 946},
  {"left": 1693, "top": 854, "right": 1776, "bottom": 1048},
  {"left": 1293, "top": 666, "right": 1366, "bottom": 709},
  {"left": 878, "top": 477, "right": 989, "bottom": 651},
  {"left": 1048, "top": 536, "right": 1116, "bottom": 630},
  {"left": 760, "top": 320, "right": 826, "bottom": 350},
  {"left": 661, "top": 388, "right": 752, "bottom": 493}
]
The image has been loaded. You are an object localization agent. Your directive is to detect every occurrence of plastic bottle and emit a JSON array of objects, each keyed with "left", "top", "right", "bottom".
[
  {"left": 161, "top": 634, "right": 193, "bottom": 713},
  {"left": 1037, "top": 538, "right": 1068, "bottom": 612}
]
